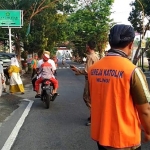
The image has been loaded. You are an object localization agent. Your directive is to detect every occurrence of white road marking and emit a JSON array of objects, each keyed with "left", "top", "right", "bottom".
[
  {"left": 1, "top": 99, "right": 34, "bottom": 150},
  {"left": 57, "top": 67, "right": 84, "bottom": 69}
]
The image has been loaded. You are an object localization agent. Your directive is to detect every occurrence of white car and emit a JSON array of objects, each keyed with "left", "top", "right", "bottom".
[
  {"left": 66, "top": 57, "right": 70, "bottom": 60},
  {"left": 0, "top": 52, "right": 16, "bottom": 84},
  {"left": 0, "top": 60, "right": 3, "bottom": 65}
]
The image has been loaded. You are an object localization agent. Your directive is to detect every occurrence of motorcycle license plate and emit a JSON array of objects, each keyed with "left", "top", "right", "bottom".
[{"left": 42, "top": 85, "right": 50, "bottom": 89}]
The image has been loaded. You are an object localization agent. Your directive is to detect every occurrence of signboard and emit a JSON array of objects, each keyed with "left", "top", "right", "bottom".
[
  {"left": 141, "top": 39, "right": 146, "bottom": 48},
  {"left": 0, "top": 10, "right": 23, "bottom": 27}
]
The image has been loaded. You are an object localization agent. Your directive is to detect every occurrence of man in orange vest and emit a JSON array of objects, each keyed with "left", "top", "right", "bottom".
[
  {"left": 31, "top": 54, "right": 38, "bottom": 89},
  {"left": 88, "top": 24, "right": 150, "bottom": 150},
  {"left": 31, "top": 54, "right": 38, "bottom": 76}
]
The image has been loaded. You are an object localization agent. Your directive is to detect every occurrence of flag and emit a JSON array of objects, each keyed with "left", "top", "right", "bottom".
[{"left": 26, "top": 21, "right": 31, "bottom": 37}]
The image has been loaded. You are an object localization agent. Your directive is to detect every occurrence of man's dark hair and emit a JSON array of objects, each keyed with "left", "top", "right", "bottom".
[
  {"left": 87, "top": 40, "right": 96, "bottom": 50},
  {"left": 109, "top": 24, "right": 135, "bottom": 49}
]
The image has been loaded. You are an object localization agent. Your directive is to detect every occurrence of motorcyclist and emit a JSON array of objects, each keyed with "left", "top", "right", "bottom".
[
  {"left": 33, "top": 51, "right": 58, "bottom": 98},
  {"left": 34, "top": 53, "right": 58, "bottom": 98}
]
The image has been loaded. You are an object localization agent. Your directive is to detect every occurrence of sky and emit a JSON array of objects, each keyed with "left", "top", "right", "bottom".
[
  {"left": 110, "top": 0, "right": 150, "bottom": 39},
  {"left": 110, "top": 0, "right": 134, "bottom": 25}
]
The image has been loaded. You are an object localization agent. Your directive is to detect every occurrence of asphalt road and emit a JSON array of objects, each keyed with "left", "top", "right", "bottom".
[
  {"left": 0, "top": 60, "right": 97, "bottom": 150},
  {"left": 0, "top": 60, "right": 150, "bottom": 150}
]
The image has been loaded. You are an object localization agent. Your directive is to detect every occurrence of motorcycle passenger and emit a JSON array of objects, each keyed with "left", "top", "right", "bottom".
[
  {"left": 34, "top": 53, "right": 58, "bottom": 98},
  {"left": 33, "top": 51, "right": 56, "bottom": 96}
]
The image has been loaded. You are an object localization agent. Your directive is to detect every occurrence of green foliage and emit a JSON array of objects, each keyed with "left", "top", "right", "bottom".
[
  {"left": 21, "top": 50, "right": 27, "bottom": 60},
  {"left": 146, "top": 38, "right": 150, "bottom": 58},
  {"left": 0, "top": 0, "right": 73, "bottom": 54},
  {"left": 129, "top": 0, "right": 144, "bottom": 33},
  {"left": 65, "top": 0, "right": 114, "bottom": 57},
  {"left": 128, "top": 0, "right": 150, "bottom": 64},
  {"left": 146, "top": 49, "right": 150, "bottom": 58},
  {"left": 0, "top": 0, "right": 113, "bottom": 59}
]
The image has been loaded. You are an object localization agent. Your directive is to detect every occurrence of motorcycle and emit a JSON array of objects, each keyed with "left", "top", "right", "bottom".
[{"left": 41, "top": 79, "right": 57, "bottom": 109}]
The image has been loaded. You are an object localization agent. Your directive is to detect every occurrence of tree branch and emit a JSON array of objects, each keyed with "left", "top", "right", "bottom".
[
  {"left": 133, "top": 22, "right": 150, "bottom": 64},
  {"left": 29, "top": 0, "right": 59, "bottom": 21}
]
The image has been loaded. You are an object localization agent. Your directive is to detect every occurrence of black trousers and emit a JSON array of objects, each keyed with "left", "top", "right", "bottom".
[
  {"left": 32, "top": 77, "right": 37, "bottom": 90},
  {"left": 97, "top": 143, "right": 107, "bottom": 150},
  {"left": 97, "top": 142, "right": 141, "bottom": 150},
  {"left": 31, "top": 69, "right": 37, "bottom": 79}
]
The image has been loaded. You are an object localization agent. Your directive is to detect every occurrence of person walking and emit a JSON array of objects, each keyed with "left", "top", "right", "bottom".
[
  {"left": 70, "top": 40, "right": 99, "bottom": 126},
  {"left": 52, "top": 55, "right": 58, "bottom": 76},
  {"left": 31, "top": 53, "right": 38, "bottom": 79},
  {"left": 88, "top": 24, "right": 150, "bottom": 150},
  {"left": 8, "top": 57, "right": 24, "bottom": 94},
  {"left": 2, "top": 76, "right": 6, "bottom": 93},
  {"left": 0, "top": 61, "right": 7, "bottom": 93},
  {"left": 0, "top": 63, "right": 5, "bottom": 96}
]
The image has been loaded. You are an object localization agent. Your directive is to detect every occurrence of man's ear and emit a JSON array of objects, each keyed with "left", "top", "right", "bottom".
[{"left": 129, "top": 42, "right": 133, "bottom": 49}]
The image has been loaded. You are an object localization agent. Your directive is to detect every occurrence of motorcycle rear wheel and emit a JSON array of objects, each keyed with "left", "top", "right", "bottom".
[{"left": 43, "top": 93, "right": 50, "bottom": 109}]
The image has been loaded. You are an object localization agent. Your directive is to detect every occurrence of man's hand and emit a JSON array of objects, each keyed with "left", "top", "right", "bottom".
[
  {"left": 70, "top": 65, "right": 78, "bottom": 72},
  {"left": 136, "top": 103, "right": 150, "bottom": 136},
  {"left": 142, "top": 132, "right": 150, "bottom": 143},
  {"left": 2, "top": 79, "right": 4, "bottom": 84}
]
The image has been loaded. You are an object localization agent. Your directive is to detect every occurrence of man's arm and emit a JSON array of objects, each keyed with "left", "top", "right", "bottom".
[
  {"left": 135, "top": 103, "right": 150, "bottom": 135},
  {"left": 70, "top": 65, "right": 87, "bottom": 75},
  {"left": 131, "top": 68, "right": 150, "bottom": 139},
  {"left": 48, "top": 59, "right": 56, "bottom": 72}
]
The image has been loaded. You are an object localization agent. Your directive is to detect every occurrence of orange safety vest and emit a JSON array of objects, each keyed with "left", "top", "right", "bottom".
[
  {"left": 88, "top": 56, "right": 141, "bottom": 148},
  {"left": 32, "top": 59, "right": 37, "bottom": 69}
]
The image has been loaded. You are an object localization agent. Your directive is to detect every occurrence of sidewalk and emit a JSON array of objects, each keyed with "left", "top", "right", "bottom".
[{"left": 0, "top": 72, "right": 32, "bottom": 123}]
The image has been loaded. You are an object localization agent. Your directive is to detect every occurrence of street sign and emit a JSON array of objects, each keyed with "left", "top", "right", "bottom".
[
  {"left": 141, "top": 39, "right": 146, "bottom": 48},
  {"left": 0, "top": 10, "right": 23, "bottom": 27}
]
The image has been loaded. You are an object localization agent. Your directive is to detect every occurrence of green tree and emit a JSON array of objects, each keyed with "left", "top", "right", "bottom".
[
  {"left": 66, "top": 0, "right": 114, "bottom": 58},
  {"left": 0, "top": 0, "right": 114, "bottom": 60},
  {"left": 0, "top": 0, "right": 62, "bottom": 58},
  {"left": 128, "top": 0, "right": 150, "bottom": 65},
  {"left": 0, "top": 0, "right": 79, "bottom": 58}
]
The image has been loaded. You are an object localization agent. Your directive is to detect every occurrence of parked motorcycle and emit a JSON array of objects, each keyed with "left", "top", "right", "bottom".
[{"left": 41, "top": 79, "right": 57, "bottom": 109}]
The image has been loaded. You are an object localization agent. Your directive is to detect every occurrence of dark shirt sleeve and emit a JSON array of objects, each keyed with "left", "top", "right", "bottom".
[{"left": 130, "top": 68, "right": 150, "bottom": 105}]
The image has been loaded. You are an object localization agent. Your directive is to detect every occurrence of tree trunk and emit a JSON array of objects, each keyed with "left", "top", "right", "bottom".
[
  {"left": 133, "top": 23, "right": 149, "bottom": 65},
  {"left": 132, "top": 44, "right": 141, "bottom": 65}
]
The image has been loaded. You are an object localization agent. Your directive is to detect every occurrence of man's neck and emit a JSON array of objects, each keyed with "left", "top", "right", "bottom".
[
  {"left": 89, "top": 49, "right": 94, "bottom": 54},
  {"left": 108, "top": 49, "right": 128, "bottom": 58},
  {"left": 113, "top": 49, "right": 127, "bottom": 55}
]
